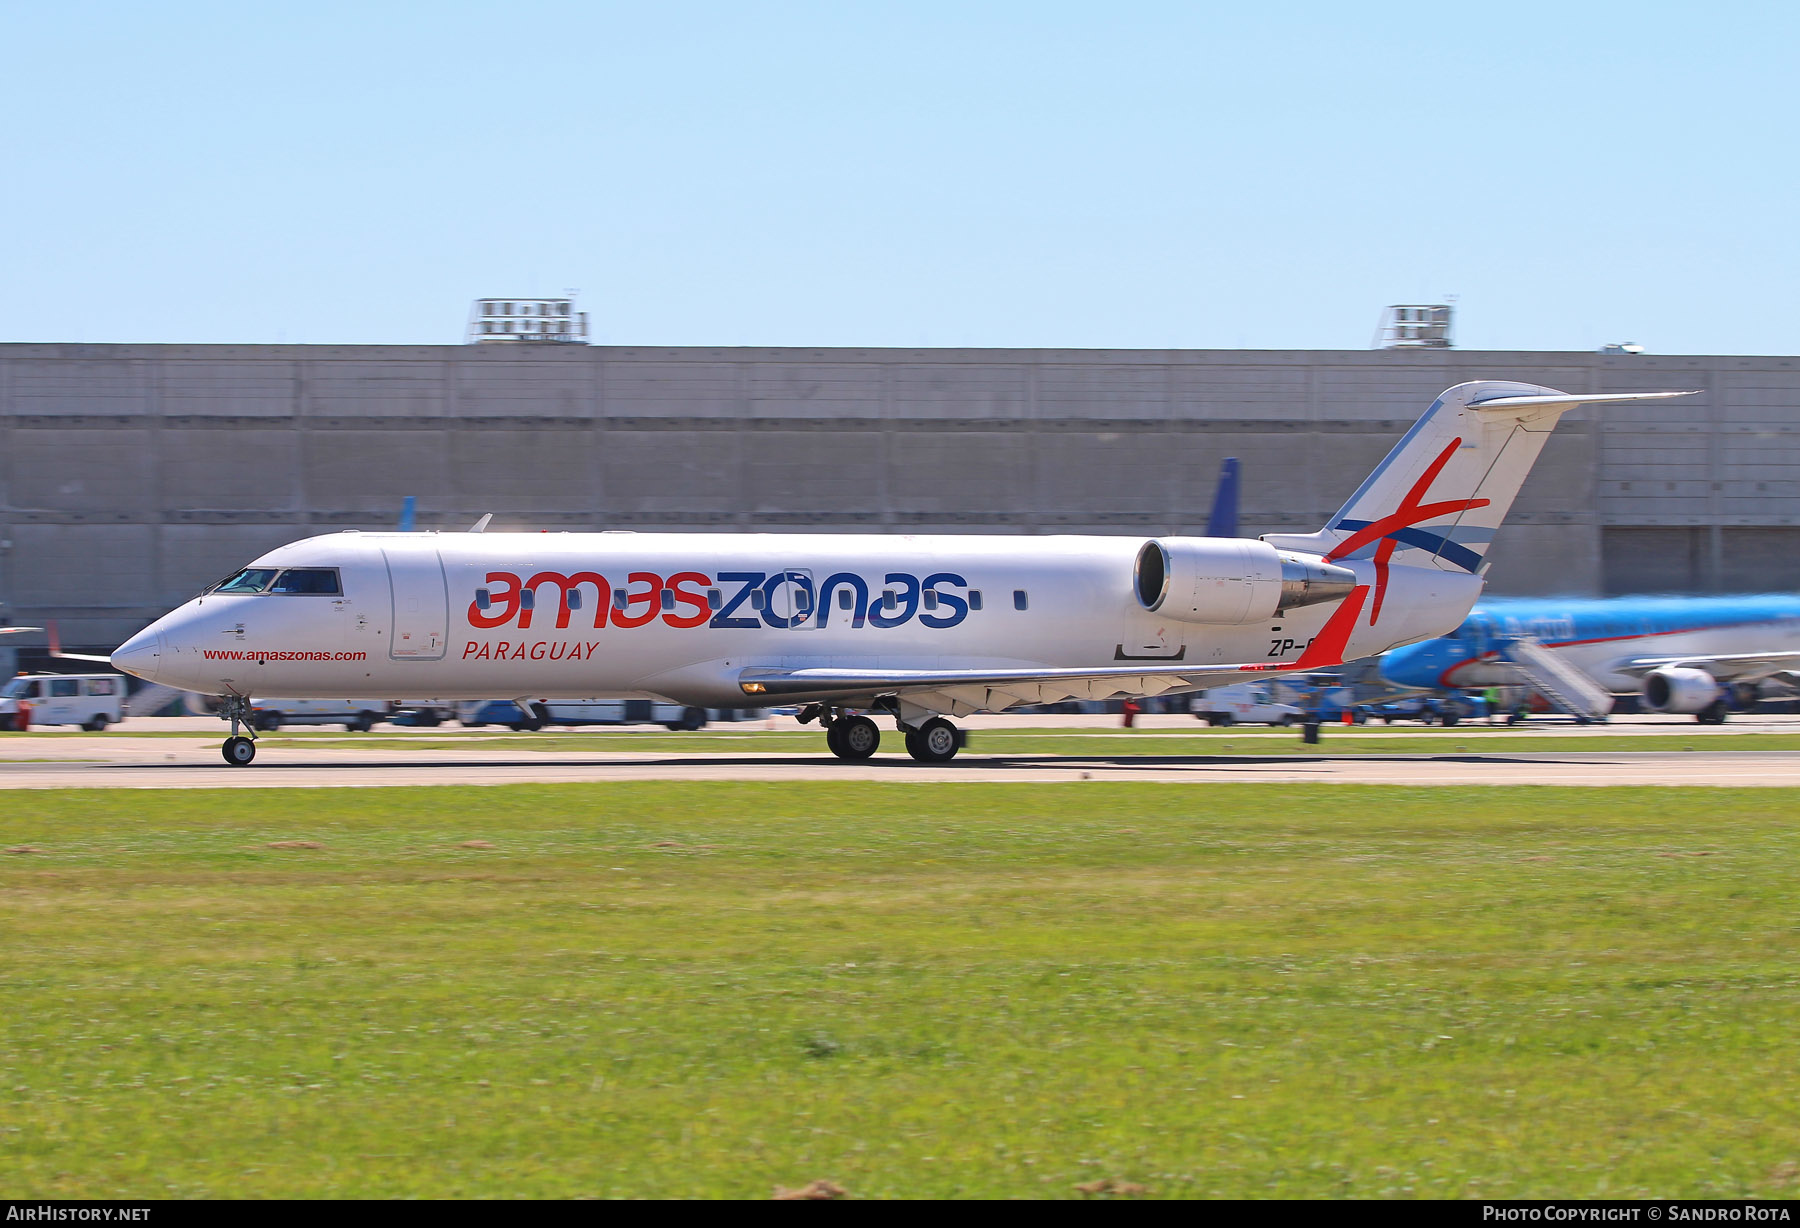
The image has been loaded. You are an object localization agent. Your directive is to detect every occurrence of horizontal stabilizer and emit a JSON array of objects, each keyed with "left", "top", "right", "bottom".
[{"left": 1468, "top": 390, "right": 1699, "bottom": 413}]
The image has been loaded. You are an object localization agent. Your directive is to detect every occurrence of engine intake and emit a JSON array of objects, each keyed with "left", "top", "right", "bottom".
[
  {"left": 1135, "top": 538, "right": 1356, "bottom": 626},
  {"left": 1640, "top": 666, "right": 1722, "bottom": 714}
]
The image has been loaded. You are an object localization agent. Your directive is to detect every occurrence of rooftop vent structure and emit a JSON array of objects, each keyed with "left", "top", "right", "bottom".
[
  {"left": 1375, "top": 304, "right": 1454, "bottom": 349},
  {"left": 466, "top": 297, "right": 590, "bottom": 344}
]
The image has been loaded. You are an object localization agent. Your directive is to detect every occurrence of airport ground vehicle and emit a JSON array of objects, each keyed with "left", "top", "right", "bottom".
[
  {"left": 1363, "top": 696, "right": 1471, "bottom": 725},
  {"left": 0, "top": 673, "right": 128, "bottom": 730},
  {"left": 461, "top": 699, "right": 708, "bottom": 732},
  {"left": 1189, "top": 683, "right": 1304, "bottom": 726},
  {"left": 249, "top": 698, "right": 392, "bottom": 732}
]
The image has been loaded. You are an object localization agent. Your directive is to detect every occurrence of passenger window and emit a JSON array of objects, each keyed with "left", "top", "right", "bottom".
[
  {"left": 519, "top": 590, "right": 536, "bottom": 611},
  {"left": 614, "top": 591, "right": 628, "bottom": 610},
  {"left": 50, "top": 679, "right": 79, "bottom": 698},
  {"left": 475, "top": 589, "right": 491, "bottom": 610},
  {"left": 567, "top": 590, "right": 582, "bottom": 610},
  {"left": 749, "top": 589, "right": 766, "bottom": 610},
  {"left": 269, "top": 568, "right": 342, "bottom": 595},
  {"left": 1013, "top": 590, "right": 1028, "bottom": 611},
  {"left": 86, "top": 679, "right": 116, "bottom": 696},
  {"left": 923, "top": 590, "right": 938, "bottom": 610},
  {"left": 660, "top": 589, "right": 675, "bottom": 610},
  {"left": 882, "top": 590, "right": 896, "bottom": 610},
  {"left": 707, "top": 590, "right": 722, "bottom": 610},
  {"left": 838, "top": 590, "right": 853, "bottom": 610},
  {"left": 968, "top": 590, "right": 983, "bottom": 611}
]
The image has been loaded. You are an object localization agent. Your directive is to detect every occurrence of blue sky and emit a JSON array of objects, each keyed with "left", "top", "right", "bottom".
[{"left": 3, "top": 1, "right": 1794, "bottom": 352}]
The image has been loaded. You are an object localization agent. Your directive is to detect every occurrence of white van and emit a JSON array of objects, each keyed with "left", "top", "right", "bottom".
[
  {"left": 459, "top": 699, "right": 708, "bottom": 731},
  {"left": 0, "top": 673, "right": 128, "bottom": 731},
  {"left": 250, "top": 698, "right": 393, "bottom": 732},
  {"left": 1189, "top": 682, "right": 1305, "bottom": 727}
]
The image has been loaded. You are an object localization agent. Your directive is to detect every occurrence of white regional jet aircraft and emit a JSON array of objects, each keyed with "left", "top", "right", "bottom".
[{"left": 111, "top": 381, "right": 1690, "bottom": 766}]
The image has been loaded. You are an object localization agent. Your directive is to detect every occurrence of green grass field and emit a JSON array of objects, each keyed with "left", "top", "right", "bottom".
[{"left": 4, "top": 782, "right": 1798, "bottom": 1198}]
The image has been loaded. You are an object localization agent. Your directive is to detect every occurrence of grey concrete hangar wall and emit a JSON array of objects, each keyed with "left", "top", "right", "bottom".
[{"left": 1, "top": 343, "right": 1796, "bottom": 650}]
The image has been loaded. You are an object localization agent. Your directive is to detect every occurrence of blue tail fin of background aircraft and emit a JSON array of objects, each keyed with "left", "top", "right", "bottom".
[
  {"left": 1205, "top": 458, "right": 1239, "bottom": 538},
  {"left": 398, "top": 496, "right": 417, "bottom": 532}
]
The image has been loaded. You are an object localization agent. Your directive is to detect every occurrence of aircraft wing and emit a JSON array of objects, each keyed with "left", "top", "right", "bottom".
[
  {"left": 738, "top": 586, "right": 1371, "bottom": 715},
  {"left": 1616, "top": 650, "right": 1800, "bottom": 685}
]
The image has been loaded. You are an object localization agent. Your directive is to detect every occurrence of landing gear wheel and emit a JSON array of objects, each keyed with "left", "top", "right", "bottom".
[
  {"left": 906, "top": 717, "right": 960, "bottom": 764},
  {"left": 830, "top": 715, "right": 880, "bottom": 761},
  {"left": 222, "top": 735, "right": 256, "bottom": 766},
  {"left": 1697, "top": 699, "right": 1729, "bottom": 725}
]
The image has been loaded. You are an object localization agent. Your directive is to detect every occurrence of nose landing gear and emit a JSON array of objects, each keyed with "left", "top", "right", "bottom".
[{"left": 219, "top": 695, "right": 258, "bottom": 766}]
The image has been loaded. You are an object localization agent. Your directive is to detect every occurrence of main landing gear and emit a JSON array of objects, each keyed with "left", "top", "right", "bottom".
[
  {"left": 808, "top": 707, "right": 963, "bottom": 764},
  {"left": 220, "top": 695, "right": 257, "bottom": 766}
]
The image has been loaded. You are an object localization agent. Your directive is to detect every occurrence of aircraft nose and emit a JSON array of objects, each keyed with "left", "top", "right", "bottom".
[
  {"left": 111, "top": 628, "right": 164, "bottom": 682},
  {"left": 1377, "top": 645, "right": 1422, "bottom": 687}
]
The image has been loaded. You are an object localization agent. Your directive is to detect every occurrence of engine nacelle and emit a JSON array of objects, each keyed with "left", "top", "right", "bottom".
[
  {"left": 1640, "top": 667, "right": 1722, "bottom": 714},
  {"left": 1134, "top": 538, "right": 1357, "bottom": 625}
]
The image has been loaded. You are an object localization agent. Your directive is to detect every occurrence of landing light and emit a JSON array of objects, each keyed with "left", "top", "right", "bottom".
[{"left": 742, "top": 682, "right": 767, "bottom": 694}]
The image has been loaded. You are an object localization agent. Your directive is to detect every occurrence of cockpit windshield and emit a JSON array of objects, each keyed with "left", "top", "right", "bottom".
[
  {"left": 207, "top": 567, "right": 341, "bottom": 596},
  {"left": 210, "top": 568, "right": 280, "bottom": 595},
  {"left": 269, "top": 568, "right": 342, "bottom": 595}
]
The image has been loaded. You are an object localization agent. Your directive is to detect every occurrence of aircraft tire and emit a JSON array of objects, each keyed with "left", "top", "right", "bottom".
[
  {"left": 1697, "top": 699, "right": 1729, "bottom": 725},
  {"left": 907, "top": 717, "right": 960, "bottom": 764},
  {"left": 222, "top": 736, "right": 256, "bottom": 767},
  {"left": 833, "top": 715, "right": 880, "bottom": 761}
]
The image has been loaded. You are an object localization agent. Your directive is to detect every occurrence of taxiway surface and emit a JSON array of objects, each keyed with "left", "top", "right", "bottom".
[{"left": 2, "top": 724, "right": 1795, "bottom": 789}]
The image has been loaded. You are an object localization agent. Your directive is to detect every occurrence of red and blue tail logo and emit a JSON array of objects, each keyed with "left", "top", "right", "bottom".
[{"left": 1323, "top": 439, "right": 1488, "bottom": 624}]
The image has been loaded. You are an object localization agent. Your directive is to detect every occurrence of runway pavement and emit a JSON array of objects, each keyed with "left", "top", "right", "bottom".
[{"left": 1, "top": 723, "right": 1796, "bottom": 788}]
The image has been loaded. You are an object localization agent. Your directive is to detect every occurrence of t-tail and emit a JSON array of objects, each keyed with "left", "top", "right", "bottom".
[{"left": 1262, "top": 381, "right": 1694, "bottom": 620}]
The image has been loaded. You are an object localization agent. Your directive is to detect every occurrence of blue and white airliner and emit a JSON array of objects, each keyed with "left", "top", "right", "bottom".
[{"left": 1378, "top": 595, "right": 1800, "bottom": 723}]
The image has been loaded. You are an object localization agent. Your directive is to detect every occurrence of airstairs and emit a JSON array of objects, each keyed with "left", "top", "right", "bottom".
[
  {"left": 125, "top": 681, "right": 195, "bottom": 719},
  {"left": 1499, "top": 637, "right": 1615, "bottom": 722}
]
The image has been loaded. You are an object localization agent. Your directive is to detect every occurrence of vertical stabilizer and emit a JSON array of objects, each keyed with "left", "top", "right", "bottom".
[
  {"left": 1205, "top": 457, "right": 1240, "bottom": 538},
  {"left": 1262, "top": 381, "right": 1694, "bottom": 585}
]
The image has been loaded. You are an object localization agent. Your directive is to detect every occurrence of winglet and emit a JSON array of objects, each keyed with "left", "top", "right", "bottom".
[
  {"left": 469, "top": 513, "right": 493, "bottom": 534},
  {"left": 46, "top": 620, "right": 114, "bottom": 665}
]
